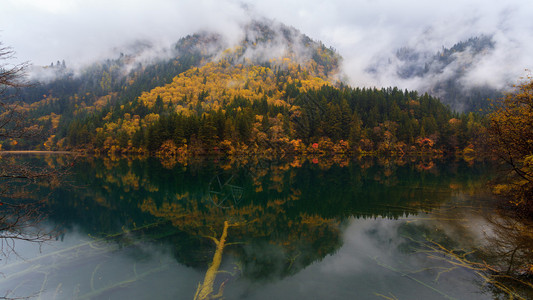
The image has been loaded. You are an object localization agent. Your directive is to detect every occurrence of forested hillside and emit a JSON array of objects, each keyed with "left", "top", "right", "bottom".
[
  {"left": 369, "top": 36, "right": 502, "bottom": 112},
  {"left": 3, "top": 20, "right": 485, "bottom": 157}
]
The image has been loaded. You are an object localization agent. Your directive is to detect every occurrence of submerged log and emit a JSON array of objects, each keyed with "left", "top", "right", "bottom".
[{"left": 194, "top": 220, "right": 230, "bottom": 300}]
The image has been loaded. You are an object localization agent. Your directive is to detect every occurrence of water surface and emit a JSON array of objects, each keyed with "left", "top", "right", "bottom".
[{"left": 1, "top": 156, "right": 529, "bottom": 299}]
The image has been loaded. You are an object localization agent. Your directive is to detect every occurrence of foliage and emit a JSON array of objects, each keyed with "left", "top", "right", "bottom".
[
  {"left": 489, "top": 76, "right": 533, "bottom": 215},
  {"left": 0, "top": 43, "right": 40, "bottom": 141},
  {"left": 6, "top": 22, "right": 487, "bottom": 160}
]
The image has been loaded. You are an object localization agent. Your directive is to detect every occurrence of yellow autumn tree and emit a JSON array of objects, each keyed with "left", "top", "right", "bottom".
[
  {"left": 489, "top": 76, "right": 533, "bottom": 215},
  {"left": 137, "top": 55, "right": 333, "bottom": 116}
]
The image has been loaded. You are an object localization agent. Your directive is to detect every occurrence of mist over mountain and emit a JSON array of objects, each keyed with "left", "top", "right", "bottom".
[
  {"left": 19, "top": 19, "right": 339, "bottom": 105},
  {"left": 4, "top": 0, "right": 531, "bottom": 111},
  {"left": 367, "top": 35, "right": 502, "bottom": 112},
  {"left": 7, "top": 19, "right": 488, "bottom": 156},
  {"left": 22, "top": 18, "right": 509, "bottom": 114}
]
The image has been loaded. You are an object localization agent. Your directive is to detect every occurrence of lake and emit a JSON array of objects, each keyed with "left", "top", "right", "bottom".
[{"left": 1, "top": 155, "right": 531, "bottom": 299}]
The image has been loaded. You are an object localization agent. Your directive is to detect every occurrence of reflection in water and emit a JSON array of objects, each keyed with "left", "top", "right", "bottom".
[
  {"left": 0, "top": 154, "right": 68, "bottom": 261},
  {"left": 0, "top": 155, "right": 531, "bottom": 299},
  {"left": 481, "top": 212, "right": 533, "bottom": 299},
  {"left": 386, "top": 193, "right": 533, "bottom": 300},
  {"left": 483, "top": 213, "right": 533, "bottom": 275}
]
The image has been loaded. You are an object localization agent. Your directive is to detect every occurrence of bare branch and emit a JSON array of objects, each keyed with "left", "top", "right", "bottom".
[{"left": 0, "top": 41, "right": 66, "bottom": 266}]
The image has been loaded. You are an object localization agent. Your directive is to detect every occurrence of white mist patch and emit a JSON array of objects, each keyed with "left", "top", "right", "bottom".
[
  {"left": 318, "top": 218, "right": 405, "bottom": 275},
  {"left": 0, "top": 224, "right": 203, "bottom": 300},
  {"left": 0, "top": 0, "right": 249, "bottom": 67},
  {"left": 2, "top": 0, "right": 532, "bottom": 97}
]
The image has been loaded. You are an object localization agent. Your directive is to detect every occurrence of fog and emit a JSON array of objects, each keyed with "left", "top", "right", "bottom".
[{"left": 1, "top": 0, "right": 532, "bottom": 91}]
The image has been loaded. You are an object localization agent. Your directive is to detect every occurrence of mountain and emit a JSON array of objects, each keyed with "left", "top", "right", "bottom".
[
  {"left": 368, "top": 35, "right": 502, "bottom": 112},
  {"left": 6, "top": 20, "right": 484, "bottom": 156}
]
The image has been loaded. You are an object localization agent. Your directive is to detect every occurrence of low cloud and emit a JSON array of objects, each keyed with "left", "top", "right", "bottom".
[
  {"left": 248, "top": 0, "right": 533, "bottom": 90},
  {"left": 0, "top": 0, "right": 249, "bottom": 68},
  {"left": 1, "top": 0, "right": 532, "bottom": 92}
]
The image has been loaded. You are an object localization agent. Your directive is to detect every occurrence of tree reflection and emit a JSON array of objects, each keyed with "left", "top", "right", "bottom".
[
  {"left": 0, "top": 155, "right": 496, "bottom": 299},
  {"left": 0, "top": 155, "right": 68, "bottom": 255},
  {"left": 480, "top": 211, "right": 533, "bottom": 299},
  {"left": 0, "top": 154, "right": 71, "bottom": 300},
  {"left": 395, "top": 196, "right": 533, "bottom": 299},
  {"left": 65, "top": 156, "right": 482, "bottom": 286}
]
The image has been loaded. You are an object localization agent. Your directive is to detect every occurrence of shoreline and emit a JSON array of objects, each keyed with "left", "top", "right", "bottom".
[{"left": 0, "top": 150, "right": 75, "bottom": 154}]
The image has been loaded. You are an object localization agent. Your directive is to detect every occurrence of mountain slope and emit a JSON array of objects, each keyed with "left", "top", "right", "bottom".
[
  {"left": 368, "top": 35, "right": 502, "bottom": 112},
  {"left": 5, "top": 20, "right": 484, "bottom": 156}
]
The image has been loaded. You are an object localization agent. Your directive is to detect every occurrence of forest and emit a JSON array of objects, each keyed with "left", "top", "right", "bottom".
[{"left": 3, "top": 22, "right": 487, "bottom": 160}]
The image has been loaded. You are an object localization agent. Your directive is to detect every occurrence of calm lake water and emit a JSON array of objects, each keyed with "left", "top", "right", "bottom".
[{"left": 1, "top": 155, "right": 531, "bottom": 299}]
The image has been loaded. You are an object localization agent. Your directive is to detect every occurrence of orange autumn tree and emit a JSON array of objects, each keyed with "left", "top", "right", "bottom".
[{"left": 488, "top": 76, "right": 533, "bottom": 215}]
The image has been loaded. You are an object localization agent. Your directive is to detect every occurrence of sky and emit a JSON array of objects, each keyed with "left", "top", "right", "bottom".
[{"left": 1, "top": 0, "right": 532, "bottom": 89}]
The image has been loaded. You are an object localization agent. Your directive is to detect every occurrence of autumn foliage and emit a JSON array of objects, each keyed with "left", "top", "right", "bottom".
[
  {"left": 489, "top": 76, "right": 533, "bottom": 215},
  {"left": 2, "top": 23, "right": 487, "bottom": 160}
]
